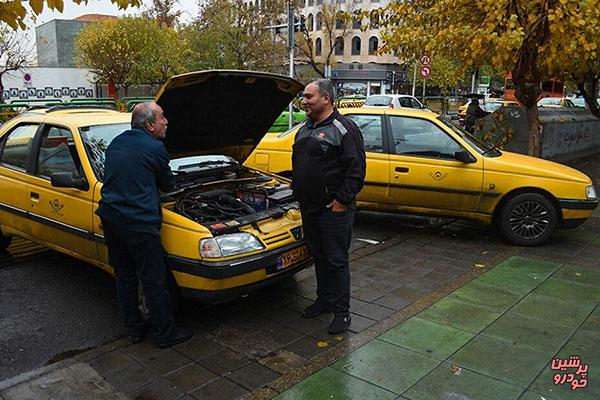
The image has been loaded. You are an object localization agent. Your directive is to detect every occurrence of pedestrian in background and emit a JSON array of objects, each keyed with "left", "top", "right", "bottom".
[
  {"left": 96, "top": 102, "right": 192, "bottom": 348},
  {"left": 292, "top": 79, "right": 366, "bottom": 334}
]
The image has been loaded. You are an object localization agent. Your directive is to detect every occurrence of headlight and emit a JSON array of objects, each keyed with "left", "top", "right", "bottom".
[
  {"left": 199, "top": 233, "right": 265, "bottom": 258},
  {"left": 586, "top": 185, "right": 597, "bottom": 200}
]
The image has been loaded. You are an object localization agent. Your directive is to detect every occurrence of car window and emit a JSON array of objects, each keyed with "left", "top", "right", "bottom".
[
  {"left": 347, "top": 114, "right": 383, "bottom": 153},
  {"left": 364, "top": 96, "right": 392, "bottom": 106},
  {"left": 390, "top": 116, "right": 461, "bottom": 159},
  {"left": 36, "top": 126, "right": 83, "bottom": 179},
  {"left": 80, "top": 123, "right": 130, "bottom": 181},
  {"left": 409, "top": 98, "right": 423, "bottom": 109},
  {"left": 398, "top": 97, "right": 413, "bottom": 108},
  {"left": 0, "top": 124, "right": 39, "bottom": 172}
]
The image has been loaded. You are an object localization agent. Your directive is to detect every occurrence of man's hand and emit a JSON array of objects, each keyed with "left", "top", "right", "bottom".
[{"left": 327, "top": 199, "right": 347, "bottom": 213}]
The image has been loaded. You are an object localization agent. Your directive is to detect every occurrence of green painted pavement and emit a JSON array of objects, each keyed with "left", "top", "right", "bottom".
[{"left": 276, "top": 256, "right": 598, "bottom": 400}]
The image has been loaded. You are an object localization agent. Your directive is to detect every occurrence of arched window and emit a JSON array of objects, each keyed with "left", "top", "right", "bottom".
[
  {"left": 316, "top": 12, "right": 323, "bottom": 30},
  {"left": 308, "top": 14, "right": 314, "bottom": 31},
  {"left": 335, "top": 37, "right": 344, "bottom": 55},
  {"left": 248, "top": 1, "right": 253, "bottom": 9},
  {"left": 368, "top": 36, "right": 378, "bottom": 55},
  {"left": 315, "top": 38, "right": 322, "bottom": 56},
  {"left": 353, "top": 16, "right": 361, "bottom": 29},
  {"left": 351, "top": 36, "right": 361, "bottom": 55},
  {"left": 335, "top": 12, "right": 345, "bottom": 29}
]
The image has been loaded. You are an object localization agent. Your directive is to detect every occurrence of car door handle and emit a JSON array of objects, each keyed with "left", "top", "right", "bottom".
[
  {"left": 395, "top": 167, "right": 409, "bottom": 173},
  {"left": 30, "top": 192, "right": 40, "bottom": 200}
]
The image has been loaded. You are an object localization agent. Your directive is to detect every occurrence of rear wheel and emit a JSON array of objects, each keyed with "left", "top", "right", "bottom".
[
  {"left": 0, "top": 231, "right": 12, "bottom": 250},
  {"left": 498, "top": 193, "right": 558, "bottom": 246}
]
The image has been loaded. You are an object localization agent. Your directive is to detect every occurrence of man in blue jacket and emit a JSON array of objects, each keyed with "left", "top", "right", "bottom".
[{"left": 96, "top": 102, "right": 192, "bottom": 348}]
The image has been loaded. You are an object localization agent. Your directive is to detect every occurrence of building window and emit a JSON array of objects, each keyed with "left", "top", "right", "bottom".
[
  {"left": 316, "top": 12, "right": 323, "bottom": 30},
  {"left": 351, "top": 36, "right": 361, "bottom": 55},
  {"left": 315, "top": 38, "right": 322, "bottom": 56},
  {"left": 352, "top": 16, "right": 361, "bottom": 29},
  {"left": 337, "top": 0, "right": 344, "bottom": 3},
  {"left": 308, "top": 14, "right": 314, "bottom": 31},
  {"left": 370, "top": 14, "right": 379, "bottom": 29},
  {"left": 368, "top": 36, "right": 378, "bottom": 55},
  {"left": 335, "top": 36, "right": 344, "bottom": 55},
  {"left": 335, "top": 12, "right": 344, "bottom": 29},
  {"left": 308, "top": 0, "right": 314, "bottom": 5}
]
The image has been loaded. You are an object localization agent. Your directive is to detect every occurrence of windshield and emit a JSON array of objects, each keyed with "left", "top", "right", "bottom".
[
  {"left": 365, "top": 96, "right": 392, "bottom": 106},
  {"left": 438, "top": 116, "right": 499, "bottom": 155},
  {"left": 80, "top": 123, "right": 130, "bottom": 181}
]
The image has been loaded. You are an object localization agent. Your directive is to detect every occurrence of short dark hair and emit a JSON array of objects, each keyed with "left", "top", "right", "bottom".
[
  {"left": 309, "top": 79, "right": 336, "bottom": 102},
  {"left": 131, "top": 102, "right": 157, "bottom": 130}
]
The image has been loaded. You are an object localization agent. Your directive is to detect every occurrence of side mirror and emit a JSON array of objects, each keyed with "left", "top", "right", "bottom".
[
  {"left": 51, "top": 172, "right": 89, "bottom": 191},
  {"left": 455, "top": 149, "right": 476, "bottom": 163}
]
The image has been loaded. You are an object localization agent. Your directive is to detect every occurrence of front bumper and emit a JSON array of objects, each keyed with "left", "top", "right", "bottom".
[
  {"left": 166, "top": 241, "right": 312, "bottom": 298},
  {"left": 558, "top": 199, "right": 599, "bottom": 210}
]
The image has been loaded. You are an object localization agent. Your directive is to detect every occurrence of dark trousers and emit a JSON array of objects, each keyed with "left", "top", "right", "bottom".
[
  {"left": 302, "top": 206, "right": 354, "bottom": 317},
  {"left": 102, "top": 219, "right": 176, "bottom": 341}
]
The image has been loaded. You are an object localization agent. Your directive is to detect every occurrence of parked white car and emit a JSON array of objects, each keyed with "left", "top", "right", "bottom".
[{"left": 363, "top": 94, "right": 429, "bottom": 110}]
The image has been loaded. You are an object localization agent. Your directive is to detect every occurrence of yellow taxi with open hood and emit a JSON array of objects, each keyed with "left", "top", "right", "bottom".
[
  {"left": 0, "top": 70, "right": 311, "bottom": 299},
  {"left": 245, "top": 107, "right": 598, "bottom": 246}
]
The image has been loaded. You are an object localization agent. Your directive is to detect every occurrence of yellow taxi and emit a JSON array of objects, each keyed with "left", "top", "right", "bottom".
[
  {"left": 245, "top": 107, "right": 598, "bottom": 246},
  {"left": 0, "top": 70, "right": 311, "bottom": 299}
]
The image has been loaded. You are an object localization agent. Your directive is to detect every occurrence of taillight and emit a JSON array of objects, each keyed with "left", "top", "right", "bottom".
[{"left": 389, "top": 104, "right": 394, "bottom": 109}]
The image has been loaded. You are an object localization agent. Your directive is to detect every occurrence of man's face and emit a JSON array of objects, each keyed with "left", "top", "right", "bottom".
[
  {"left": 301, "top": 83, "right": 330, "bottom": 120},
  {"left": 146, "top": 104, "right": 168, "bottom": 139}
]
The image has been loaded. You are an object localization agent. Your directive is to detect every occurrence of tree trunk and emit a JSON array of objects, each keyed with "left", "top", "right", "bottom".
[
  {"left": 514, "top": 78, "right": 542, "bottom": 157},
  {"left": 577, "top": 77, "right": 600, "bottom": 119},
  {"left": 0, "top": 77, "right": 4, "bottom": 104},
  {"left": 525, "top": 103, "right": 541, "bottom": 158}
]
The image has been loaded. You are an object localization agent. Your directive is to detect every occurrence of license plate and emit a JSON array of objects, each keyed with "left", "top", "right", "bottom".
[{"left": 277, "top": 246, "right": 310, "bottom": 271}]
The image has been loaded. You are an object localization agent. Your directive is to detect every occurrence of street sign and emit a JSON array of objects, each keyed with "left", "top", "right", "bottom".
[
  {"left": 420, "top": 66, "right": 431, "bottom": 79},
  {"left": 419, "top": 55, "right": 431, "bottom": 65}
]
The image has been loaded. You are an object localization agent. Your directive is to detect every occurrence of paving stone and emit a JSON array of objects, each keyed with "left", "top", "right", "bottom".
[
  {"left": 477, "top": 256, "right": 560, "bottom": 292},
  {"left": 105, "top": 363, "right": 158, "bottom": 393},
  {"left": 282, "top": 297, "right": 314, "bottom": 313},
  {"left": 448, "top": 280, "right": 526, "bottom": 312},
  {"left": 511, "top": 293, "right": 595, "bottom": 328},
  {"left": 227, "top": 362, "right": 280, "bottom": 391},
  {"left": 481, "top": 311, "right": 575, "bottom": 355},
  {"left": 417, "top": 296, "right": 503, "bottom": 334},
  {"left": 164, "top": 364, "right": 217, "bottom": 393},
  {"left": 352, "top": 303, "right": 395, "bottom": 321},
  {"left": 133, "top": 378, "right": 183, "bottom": 400},
  {"left": 352, "top": 287, "right": 384, "bottom": 302},
  {"left": 373, "top": 293, "right": 413, "bottom": 310},
  {"left": 332, "top": 339, "right": 440, "bottom": 394},
  {"left": 449, "top": 335, "right": 549, "bottom": 387},
  {"left": 274, "top": 367, "right": 397, "bottom": 399},
  {"left": 258, "top": 321, "right": 305, "bottom": 347},
  {"left": 379, "top": 317, "right": 474, "bottom": 360},
  {"left": 190, "top": 378, "right": 249, "bottom": 400},
  {"left": 347, "top": 313, "right": 376, "bottom": 333},
  {"left": 403, "top": 361, "right": 523, "bottom": 400},
  {"left": 533, "top": 278, "right": 600, "bottom": 304},
  {"left": 139, "top": 349, "right": 194, "bottom": 376},
  {"left": 404, "top": 278, "right": 444, "bottom": 292},
  {"left": 361, "top": 279, "right": 405, "bottom": 294},
  {"left": 279, "top": 313, "right": 330, "bottom": 334},
  {"left": 258, "top": 349, "right": 307, "bottom": 374},
  {"left": 349, "top": 296, "right": 370, "bottom": 311},
  {"left": 284, "top": 336, "right": 332, "bottom": 359},
  {"left": 389, "top": 285, "right": 427, "bottom": 302},
  {"left": 173, "top": 337, "right": 225, "bottom": 361},
  {"left": 517, "top": 390, "right": 559, "bottom": 400},
  {"left": 198, "top": 350, "right": 251, "bottom": 376},
  {"left": 120, "top": 341, "right": 164, "bottom": 362},
  {"left": 419, "top": 270, "right": 457, "bottom": 285},
  {"left": 88, "top": 351, "right": 137, "bottom": 377}
]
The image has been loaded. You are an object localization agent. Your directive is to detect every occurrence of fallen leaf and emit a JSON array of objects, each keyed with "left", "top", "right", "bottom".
[
  {"left": 474, "top": 263, "right": 486, "bottom": 268},
  {"left": 449, "top": 364, "right": 462, "bottom": 375},
  {"left": 317, "top": 341, "right": 329, "bottom": 348}
]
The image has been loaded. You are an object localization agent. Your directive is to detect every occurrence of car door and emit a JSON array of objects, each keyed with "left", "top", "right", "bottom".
[
  {"left": 345, "top": 113, "right": 390, "bottom": 207},
  {"left": 0, "top": 123, "right": 41, "bottom": 238},
  {"left": 387, "top": 115, "right": 483, "bottom": 213},
  {"left": 27, "top": 124, "right": 97, "bottom": 260}
]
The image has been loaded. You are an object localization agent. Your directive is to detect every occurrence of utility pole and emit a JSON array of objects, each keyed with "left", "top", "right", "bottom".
[
  {"left": 412, "top": 61, "right": 417, "bottom": 96},
  {"left": 287, "top": 3, "right": 295, "bottom": 129}
]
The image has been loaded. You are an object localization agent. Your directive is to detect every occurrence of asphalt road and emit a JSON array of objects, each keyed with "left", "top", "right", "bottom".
[{"left": 0, "top": 211, "right": 440, "bottom": 380}]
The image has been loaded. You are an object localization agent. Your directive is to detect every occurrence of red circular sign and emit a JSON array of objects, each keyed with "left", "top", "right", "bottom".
[
  {"left": 23, "top": 73, "right": 31, "bottom": 82},
  {"left": 420, "top": 55, "right": 431, "bottom": 65},
  {"left": 420, "top": 66, "right": 431, "bottom": 79}
]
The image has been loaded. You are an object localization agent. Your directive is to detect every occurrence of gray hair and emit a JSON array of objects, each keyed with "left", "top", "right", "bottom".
[
  {"left": 131, "top": 102, "right": 157, "bottom": 130},
  {"left": 309, "top": 79, "right": 336, "bottom": 102}
]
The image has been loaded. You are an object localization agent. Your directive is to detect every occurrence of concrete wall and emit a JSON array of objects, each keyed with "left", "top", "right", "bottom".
[
  {"left": 476, "top": 107, "right": 600, "bottom": 162},
  {"left": 36, "top": 20, "right": 89, "bottom": 68}
]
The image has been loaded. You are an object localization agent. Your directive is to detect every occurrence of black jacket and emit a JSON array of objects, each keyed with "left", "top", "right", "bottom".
[
  {"left": 96, "top": 128, "right": 175, "bottom": 234},
  {"left": 292, "top": 110, "right": 366, "bottom": 213}
]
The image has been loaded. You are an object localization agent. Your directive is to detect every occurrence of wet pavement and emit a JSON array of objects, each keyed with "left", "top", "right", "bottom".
[{"left": 0, "top": 157, "right": 599, "bottom": 399}]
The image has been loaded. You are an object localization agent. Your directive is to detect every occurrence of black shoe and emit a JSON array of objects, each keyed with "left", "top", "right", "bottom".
[
  {"left": 302, "top": 301, "right": 333, "bottom": 318},
  {"left": 129, "top": 334, "right": 146, "bottom": 344},
  {"left": 328, "top": 315, "right": 351, "bottom": 334},
  {"left": 156, "top": 327, "right": 193, "bottom": 349}
]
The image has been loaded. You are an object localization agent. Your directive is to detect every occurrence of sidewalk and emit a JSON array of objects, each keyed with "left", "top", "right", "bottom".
[{"left": 273, "top": 255, "right": 600, "bottom": 400}]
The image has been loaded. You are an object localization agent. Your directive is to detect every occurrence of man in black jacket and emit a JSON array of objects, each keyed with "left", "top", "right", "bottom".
[
  {"left": 292, "top": 79, "right": 366, "bottom": 334},
  {"left": 96, "top": 102, "right": 192, "bottom": 348}
]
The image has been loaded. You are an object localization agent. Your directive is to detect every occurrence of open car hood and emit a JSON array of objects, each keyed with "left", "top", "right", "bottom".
[{"left": 155, "top": 70, "right": 303, "bottom": 162}]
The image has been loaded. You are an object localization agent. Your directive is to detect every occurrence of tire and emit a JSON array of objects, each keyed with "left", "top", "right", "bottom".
[
  {"left": 498, "top": 193, "right": 558, "bottom": 246},
  {"left": 0, "top": 231, "right": 12, "bottom": 250}
]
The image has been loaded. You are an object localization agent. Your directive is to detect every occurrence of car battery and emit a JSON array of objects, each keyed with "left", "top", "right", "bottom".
[{"left": 236, "top": 190, "right": 269, "bottom": 211}]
